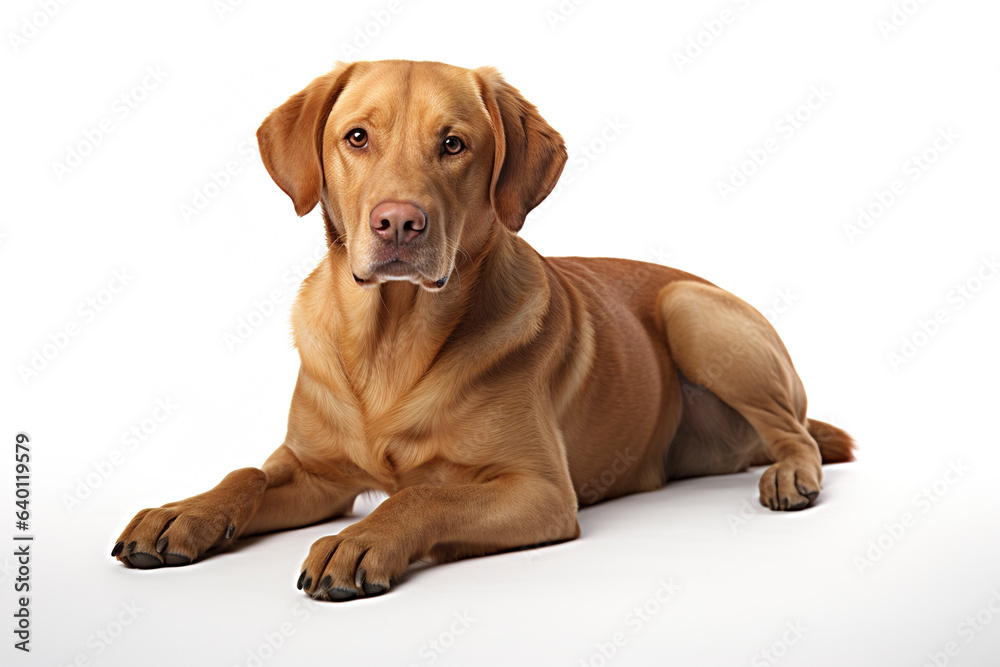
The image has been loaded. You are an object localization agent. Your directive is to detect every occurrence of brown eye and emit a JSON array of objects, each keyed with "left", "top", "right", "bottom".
[
  {"left": 346, "top": 128, "right": 368, "bottom": 148},
  {"left": 443, "top": 136, "right": 463, "bottom": 155}
]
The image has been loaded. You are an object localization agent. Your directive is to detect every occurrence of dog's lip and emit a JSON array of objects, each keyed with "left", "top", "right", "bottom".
[
  {"left": 373, "top": 259, "right": 418, "bottom": 277},
  {"left": 353, "top": 259, "right": 423, "bottom": 284},
  {"left": 353, "top": 263, "right": 449, "bottom": 291},
  {"left": 352, "top": 256, "right": 451, "bottom": 291}
]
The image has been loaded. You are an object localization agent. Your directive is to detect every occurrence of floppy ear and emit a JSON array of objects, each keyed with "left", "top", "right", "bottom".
[
  {"left": 257, "top": 62, "right": 356, "bottom": 217},
  {"left": 475, "top": 67, "right": 568, "bottom": 232}
]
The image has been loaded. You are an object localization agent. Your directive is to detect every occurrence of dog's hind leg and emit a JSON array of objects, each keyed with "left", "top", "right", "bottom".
[{"left": 657, "top": 280, "right": 824, "bottom": 511}]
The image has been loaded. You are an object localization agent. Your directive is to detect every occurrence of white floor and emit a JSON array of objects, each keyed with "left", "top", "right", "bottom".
[
  {"left": 5, "top": 2, "right": 1000, "bottom": 663},
  {"left": 28, "top": 459, "right": 1000, "bottom": 667}
]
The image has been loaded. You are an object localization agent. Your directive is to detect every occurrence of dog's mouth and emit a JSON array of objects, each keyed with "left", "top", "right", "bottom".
[
  {"left": 373, "top": 258, "right": 417, "bottom": 279},
  {"left": 353, "top": 259, "right": 449, "bottom": 291}
]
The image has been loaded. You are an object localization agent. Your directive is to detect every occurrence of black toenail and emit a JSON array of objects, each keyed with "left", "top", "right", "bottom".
[
  {"left": 128, "top": 552, "right": 162, "bottom": 569},
  {"left": 155, "top": 537, "right": 168, "bottom": 554},
  {"left": 304, "top": 577, "right": 312, "bottom": 590},
  {"left": 297, "top": 570, "right": 307, "bottom": 590},
  {"left": 112, "top": 542, "right": 124, "bottom": 557},
  {"left": 225, "top": 523, "right": 235, "bottom": 539},
  {"left": 164, "top": 553, "right": 191, "bottom": 566},
  {"left": 126, "top": 541, "right": 137, "bottom": 554},
  {"left": 319, "top": 575, "right": 332, "bottom": 591},
  {"left": 362, "top": 581, "right": 387, "bottom": 597},
  {"left": 329, "top": 587, "right": 359, "bottom": 601}
]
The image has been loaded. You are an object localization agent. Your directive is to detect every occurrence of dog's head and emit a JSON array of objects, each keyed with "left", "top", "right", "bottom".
[{"left": 257, "top": 60, "right": 567, "bottom": 291}]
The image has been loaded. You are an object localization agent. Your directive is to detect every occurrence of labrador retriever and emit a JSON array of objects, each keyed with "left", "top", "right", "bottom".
[{"left": 112, "top": 60, "right": 854, "bottom": 601}]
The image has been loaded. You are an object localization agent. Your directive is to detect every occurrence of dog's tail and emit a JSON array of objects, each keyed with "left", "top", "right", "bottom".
[{"left": 808, "top": 419, "right": 856, "bottom": 464}]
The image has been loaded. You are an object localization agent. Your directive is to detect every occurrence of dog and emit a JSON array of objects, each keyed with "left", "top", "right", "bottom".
[{"left": 112, "top": 60, "right": 854, "bottom": 601}]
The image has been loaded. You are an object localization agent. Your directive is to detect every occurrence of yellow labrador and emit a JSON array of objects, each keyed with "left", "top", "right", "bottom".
[{"left": 113, "top": 60, "right": 854, "bottom": 601}]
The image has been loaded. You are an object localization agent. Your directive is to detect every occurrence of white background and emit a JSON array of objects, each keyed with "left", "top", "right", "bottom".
[{"left": 2, "top": 0, "right": 1000, "bottom": 665}]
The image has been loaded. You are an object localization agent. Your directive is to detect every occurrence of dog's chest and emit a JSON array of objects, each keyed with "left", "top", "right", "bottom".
[{"left": 288, "top": 354, "right": 489, "bottom": 493}]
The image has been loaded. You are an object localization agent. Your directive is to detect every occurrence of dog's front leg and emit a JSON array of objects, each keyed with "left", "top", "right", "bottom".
[
  {"left": 298, "top": 474, "right": 580, "bottom": 601},
  {"left": 113, "top": 445, "right": 359, "bottom": 568}
]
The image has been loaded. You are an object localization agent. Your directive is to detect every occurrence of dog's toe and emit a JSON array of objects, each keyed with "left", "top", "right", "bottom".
[
  {"left": 163, "top": 553, "right": 192, "bottom": 566},
  {"left": 299, "top": 529, "right": 405, "bottom": 602},
  {"left": 362, "top": 581, "right": 388, "bottom": 597},
  {"left": 127, "top": 551, "right": 163, "bottom": 569},
  {"left": 114, "top": 503, "right": 242, "bottom": 569},
  {"left": 759, "top": 460, "right": 821, "bottom": 511},
  {"left": 328, "top": 587, "right": 359, "bottom": 602}
]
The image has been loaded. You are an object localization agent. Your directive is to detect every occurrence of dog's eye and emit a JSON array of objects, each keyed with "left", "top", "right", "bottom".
[
  {"left": 443, "top": 136, "right": 464, "bottom": 155},
  {"left": 346, "top": 128, "right": 368, "bottom": 148}
]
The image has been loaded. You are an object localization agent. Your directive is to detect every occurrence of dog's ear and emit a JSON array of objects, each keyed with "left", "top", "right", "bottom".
[
  {"left": 475, "top": 67, "right": 567, "bottom": 232},
  {"left": 257, "top": 63, "right": 356, "bottom": 217}
]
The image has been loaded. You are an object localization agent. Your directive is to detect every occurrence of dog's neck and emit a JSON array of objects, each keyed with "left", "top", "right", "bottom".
[{"left": 293, "top": 223, "right": 550, "bottom": 408}]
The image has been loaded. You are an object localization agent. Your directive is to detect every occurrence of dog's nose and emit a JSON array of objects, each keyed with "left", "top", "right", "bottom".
[{"left": 370, "top": 201, "right": 426, "bottom": 245}]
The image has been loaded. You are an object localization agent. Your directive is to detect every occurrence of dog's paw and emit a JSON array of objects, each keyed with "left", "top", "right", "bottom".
[
  {"left": 112, "top": 504, "right": 238, "bottom": 569},
  {"left": 111, "top": 468, "right": 266, "bottom": 569},
  {"left": 758, "top": 459, "right": 821, "bottom": 511},
  {"left": 298, "top": 523, "right": 409, "bottom": 601}
]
